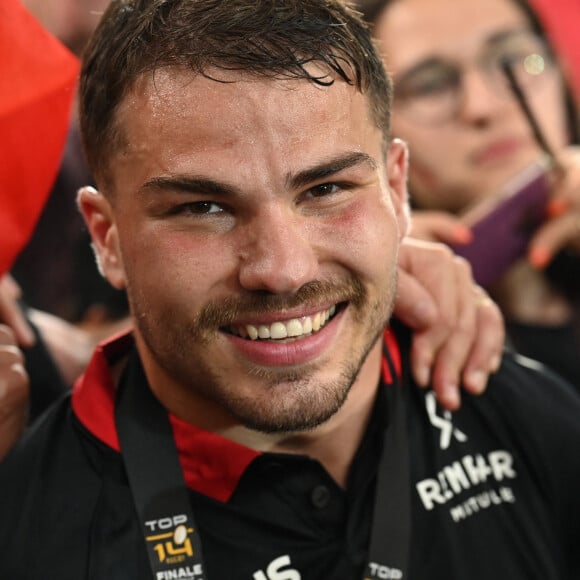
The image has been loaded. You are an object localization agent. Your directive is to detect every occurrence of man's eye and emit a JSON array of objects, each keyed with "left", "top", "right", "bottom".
[
  {"left": 308, "top": 183, "right": 340, "bottom": 197},
  {"left": 175, "top": 201, "right": 224, "bottom": 215}
]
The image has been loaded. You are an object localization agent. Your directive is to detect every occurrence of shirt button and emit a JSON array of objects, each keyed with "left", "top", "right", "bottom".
[
  {"left": 310, "top": 485, "right": 331, "bottom": 509},
  {"left": 264, "top": 461, "right": 283, "bottom": 474}
]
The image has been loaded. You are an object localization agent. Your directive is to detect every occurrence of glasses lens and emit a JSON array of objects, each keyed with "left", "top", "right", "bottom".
[
  {"left": 486, "top": 33, "right": 554, "bottom": 90},
  {"left": 394, "top": 61, "right": 461, "bottom": 124},
  {"left": 393, "top": 33, "right": 554, "bottom": 125}
]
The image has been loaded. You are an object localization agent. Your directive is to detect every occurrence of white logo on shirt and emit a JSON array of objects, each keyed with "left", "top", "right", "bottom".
[
  {"left": 425, "top": 391, "right": 467, "bottom": 450},
  {"left": 253, "top": 555, "right": 301, "bottom": 580}
]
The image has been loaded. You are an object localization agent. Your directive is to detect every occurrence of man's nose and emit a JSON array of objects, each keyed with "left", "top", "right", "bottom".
[{"left": 237, "top": 207, "right": 319, "bottom": 294}]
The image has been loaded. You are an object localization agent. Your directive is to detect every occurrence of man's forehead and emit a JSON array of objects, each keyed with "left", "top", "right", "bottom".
[
  {"left": 105, "top": 65, "right": 384, "bottom": 195},
  {"left": 126, "top": 64, "right": 355, "bottom": 100},
  {"left": 115, "top": 65, "right": 369, "bottom": 137}
]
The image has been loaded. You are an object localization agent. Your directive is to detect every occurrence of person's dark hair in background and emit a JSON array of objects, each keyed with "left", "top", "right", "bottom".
[{"left": 11, "top": 124, "right": 129, "bottom": 325}]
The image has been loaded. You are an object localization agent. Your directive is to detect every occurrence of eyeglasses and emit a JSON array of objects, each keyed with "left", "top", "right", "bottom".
[{"left": 393, "top": 31, "right": 557, "bottom": 125}]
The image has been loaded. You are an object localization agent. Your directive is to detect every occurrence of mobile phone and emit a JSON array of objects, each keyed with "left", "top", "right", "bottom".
[{"left": 449, "top": 159, "right": 550, "bottom": 288}]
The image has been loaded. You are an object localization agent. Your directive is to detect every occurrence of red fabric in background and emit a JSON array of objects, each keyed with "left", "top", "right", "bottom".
[
  {"left": 0, "top": 0, "right": 79, "bottom": 276},
  {"left": 529, "top": 0, "right": 580, "bottom": 98}
]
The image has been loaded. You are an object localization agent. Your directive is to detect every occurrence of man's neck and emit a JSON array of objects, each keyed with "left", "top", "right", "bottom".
[
  {"left": 142, "top": 342, "right": 384, "bottom": 489},
  {"left": 249, "top": 344, "right": 382, "bottom": 486}
]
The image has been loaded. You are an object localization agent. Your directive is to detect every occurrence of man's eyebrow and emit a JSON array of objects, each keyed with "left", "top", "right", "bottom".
[
  {"left": 288, "top": 152, "right": 378, "bottom": 190},
  {"left": 142, "top": 176, "right": 242, "bottom": 197},
  {"left": 141, "top": 152, "right": 377, "bottom": 197}
]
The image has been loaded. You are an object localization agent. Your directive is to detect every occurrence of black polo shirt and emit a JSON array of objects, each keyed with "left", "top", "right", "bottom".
[{"left": 0, "top": 329, "right": 579, "bottom": 579}]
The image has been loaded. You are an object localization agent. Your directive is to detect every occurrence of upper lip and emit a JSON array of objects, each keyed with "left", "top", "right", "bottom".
[{"left": 224, "top": 302, "right": 341, "bottom": 327}]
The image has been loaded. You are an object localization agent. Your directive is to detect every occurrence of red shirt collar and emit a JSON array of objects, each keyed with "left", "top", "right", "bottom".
[{"left": 72, "top": 329, "right": 401, "bottom": 503}]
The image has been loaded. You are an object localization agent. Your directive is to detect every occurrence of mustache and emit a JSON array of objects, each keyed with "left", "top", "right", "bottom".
[{"left": 194, "top": 277, "right": 366, "bottom": 330}]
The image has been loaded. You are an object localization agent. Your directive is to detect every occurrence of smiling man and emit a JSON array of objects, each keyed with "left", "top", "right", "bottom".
[
  {"left": 86, "top": 65, "right": 406, "bottom": 448},
  {"left": 0, "top": 1, "right": 579, "bottom": 579}
]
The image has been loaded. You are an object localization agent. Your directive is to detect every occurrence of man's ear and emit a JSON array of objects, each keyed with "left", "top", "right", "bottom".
[
  {"left": 77, "top": 186, "right": 127, "bottom": 289},
  {"left": 386, "top": 138, "right": 411, "bottom": 239}
]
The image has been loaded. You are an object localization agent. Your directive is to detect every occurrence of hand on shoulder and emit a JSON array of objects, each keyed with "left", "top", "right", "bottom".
[{"left": 396, "top": 237, "right": 504, "bottom": 410}]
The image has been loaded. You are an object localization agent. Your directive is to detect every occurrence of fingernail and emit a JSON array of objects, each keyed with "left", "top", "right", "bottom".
[
  {"left": 21, "top": 327, "right": 36, "bottom": 348},
  {"left": 546, "top": 198, "right": 569, "bottom": 219},
  {"left": 528, "top": 247, "right": 551, "bottom": 269},
  {"left": 489, "top": 355, "right": 501, "bottom": 373},
  {"left": 415, "top": 364, "right": 431, "bottom": 387},
  {"left": 453, "top": 225, "right": 473, "bottom": 244},
  {"left": 466, "top": 370, "right": 487, "bottom": 394},
  {"left": 442, "top": 386, "right": 460, "bottom": 410}
]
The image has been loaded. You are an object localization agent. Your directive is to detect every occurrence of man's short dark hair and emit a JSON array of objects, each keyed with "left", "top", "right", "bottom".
[{"left": 79, "top": 0, "right": 393, "bottom": 187}]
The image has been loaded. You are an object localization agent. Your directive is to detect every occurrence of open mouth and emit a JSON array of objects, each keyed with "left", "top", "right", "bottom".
[{"left": 225, "top": 303, "right": 343, "bottom": 343}]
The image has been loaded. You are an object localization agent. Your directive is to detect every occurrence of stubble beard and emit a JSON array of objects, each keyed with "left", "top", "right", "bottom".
[{"left": 131, "top": 272, "right": 397, "bottom": 434}]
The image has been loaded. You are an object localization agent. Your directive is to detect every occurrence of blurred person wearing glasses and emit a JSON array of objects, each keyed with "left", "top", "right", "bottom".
[{"left": 356, "top": 0, "right": 580, "bottom": 390}]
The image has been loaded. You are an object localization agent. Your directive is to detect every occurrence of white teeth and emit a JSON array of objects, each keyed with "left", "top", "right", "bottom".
[
  {"left": 286, "top": 319, "right": 303, "bottom": 337},
  {"left": 312, "top": 312, "right": 321, "bottom": 332},
  {"left": 233, "top": 305, "right": 337, "bottom": 341},
  {"left": 270, "top": 322, "right": 288, "bottom": 340}
]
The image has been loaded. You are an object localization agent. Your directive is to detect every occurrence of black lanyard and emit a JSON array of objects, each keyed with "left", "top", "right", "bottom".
[{"left": 115, "top": 341, "right": 411, "bottom": 580}]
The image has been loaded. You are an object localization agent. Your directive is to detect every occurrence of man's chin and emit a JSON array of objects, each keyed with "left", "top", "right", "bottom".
[
  {"left": 237, "top": 400, "right": 344, "bottom": 434},
  {"left": 225, "top": 371, "right": 355, "bottom": 434}
]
